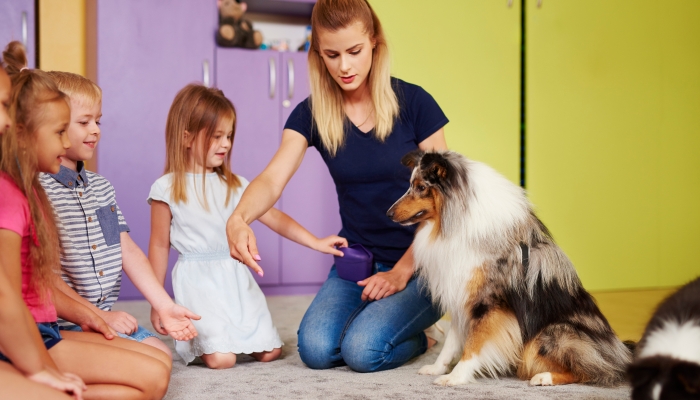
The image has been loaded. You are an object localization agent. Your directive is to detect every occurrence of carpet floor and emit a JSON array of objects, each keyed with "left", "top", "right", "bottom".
[{"left": 113, "top": 295, "right": 632, "bottom": 400}]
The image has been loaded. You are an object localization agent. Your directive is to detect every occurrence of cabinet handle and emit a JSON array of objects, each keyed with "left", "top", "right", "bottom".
[
  {"left": 507, "top": 0, "right": 513, "bottom": 8},
  {"left": 202, "top": 59, "right": 210, "bottom": 88},
  {"left": 21, "top": 11, "right": 28, "bottom": 46},
  {"left": 269, "top": 57, "right": 277, "bottom": 99},
  {"left": 287, "top": 58, "right": 295, "bottom": 100},
  {"left": 537, "top": 0, "right": 543, "bottom": 8}
]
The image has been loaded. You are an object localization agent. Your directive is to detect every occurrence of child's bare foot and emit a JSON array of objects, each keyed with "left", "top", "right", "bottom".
[{"left": 252, "top": 347, "right": 282, "bottom": 362}]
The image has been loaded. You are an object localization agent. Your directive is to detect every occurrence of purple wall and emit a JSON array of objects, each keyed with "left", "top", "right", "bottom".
[{"left": 0, "top": 0, "right": 36, "bottom": 68}]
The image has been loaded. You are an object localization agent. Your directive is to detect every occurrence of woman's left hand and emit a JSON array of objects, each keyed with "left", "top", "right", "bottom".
[{"left": 357, "top": 265, "right": 412, "bottom": 301}]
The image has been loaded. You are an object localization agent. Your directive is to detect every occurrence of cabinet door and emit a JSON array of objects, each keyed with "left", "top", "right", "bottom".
[
  {"left": 0, "top": 0, "right": 35, "bottom": 67},
  {"left": 526, "top": 1, "right": 700, "bottom": 290},
  {"left": 279, "top": 51, "right": 341, "bottom": 285},
  {"left": 97, "top": 0, "right": 217, "bottom": 299},
  {"left": 216, "top": 48, "right": 283, "bottom": 286}
]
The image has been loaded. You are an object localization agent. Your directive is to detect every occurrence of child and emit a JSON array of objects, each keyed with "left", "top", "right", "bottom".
[
  {"left": 148, "top": 84, "right": 347, "bottom": 369},
  {"left": 0, "top": 41, "right": 169, "bottom": 399},
  {"left": 0, "top": 45, "right": 85, "bottom": 400},
  {"left": 39, "top": 71, "right": 201, "bottom": 357}
]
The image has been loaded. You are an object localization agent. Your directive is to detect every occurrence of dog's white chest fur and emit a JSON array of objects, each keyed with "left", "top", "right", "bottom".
[{"left": 413, "top": 222, "right": 483, "bottom": 321}]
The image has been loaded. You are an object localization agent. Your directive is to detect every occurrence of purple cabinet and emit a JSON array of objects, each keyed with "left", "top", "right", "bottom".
[
  {"left": 97, "top": 0, "right": 217, "bottom": 299},
  {"left": 278, "top": 52, "right": 340, "bottom": 287},
  {"left": 0, "top": 0, "right": 35, "bottom": 68},
  {"left": 216, "top": 48, "right": 341, "bottom": 294},
  {"left": 215, "top": 49, "right": 283, "bottom": 286}
]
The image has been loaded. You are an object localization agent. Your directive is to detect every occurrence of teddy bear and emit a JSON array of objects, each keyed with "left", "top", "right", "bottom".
[{"left": 216, "top": 0, "right": 263, "bottom": 49}]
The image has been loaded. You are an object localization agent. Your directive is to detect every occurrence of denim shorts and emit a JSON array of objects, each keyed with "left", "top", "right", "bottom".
[
  {"left": 60, "top": 324, "right": 157, "bottom": 342},
  {"left": 0, "top": 322, "right": 63, "bottom": 363}
]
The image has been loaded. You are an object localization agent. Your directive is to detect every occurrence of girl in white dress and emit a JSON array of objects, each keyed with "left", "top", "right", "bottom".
[{"left": 147, "top": 84, "right": 347, "bottom": 369}]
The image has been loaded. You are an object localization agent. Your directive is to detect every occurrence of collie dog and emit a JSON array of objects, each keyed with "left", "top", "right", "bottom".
[
  {"left": 628, "top": 277, "right": 700, "bottom": 399},
  {"left": 386, "top": 150, "right": 631, "bottom": 387}
]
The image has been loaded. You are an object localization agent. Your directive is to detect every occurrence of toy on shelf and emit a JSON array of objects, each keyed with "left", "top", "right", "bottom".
[{"left": 216, "top": 0, "right": 263, "bottom": 49}]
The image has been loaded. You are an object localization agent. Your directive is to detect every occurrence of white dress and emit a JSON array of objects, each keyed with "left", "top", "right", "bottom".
[{"left": 148, "top": 172, "right": 283, "bottom": 364}]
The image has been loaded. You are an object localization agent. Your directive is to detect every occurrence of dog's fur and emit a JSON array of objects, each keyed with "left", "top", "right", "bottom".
[
  {"left": 628, "top": 277, "right": 700, "bottom": 399},
  {"left": 386, "top": 150, "right": 631, "bottom": 387}
]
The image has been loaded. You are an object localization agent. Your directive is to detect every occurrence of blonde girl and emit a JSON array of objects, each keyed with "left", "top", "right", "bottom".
[
  {"left": 148, "top": 84, "right": 345, "bottom": 369},
  {"left": 0, "top": 41, "right": 169, "bottom": 400},
  {"left": 226, "top": 0, "right": 448, "bottom": 372}
]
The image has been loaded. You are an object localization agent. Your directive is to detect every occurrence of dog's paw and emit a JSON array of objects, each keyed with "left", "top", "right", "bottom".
[
  {"left": 433, "top": 373, "right": 469, "bottom": 387},
  {"left": 529, "top": 372, "right": 553, "bottom": 386},
  {"left": 419, "top": 363, "right": 447, "bottom": 376}
]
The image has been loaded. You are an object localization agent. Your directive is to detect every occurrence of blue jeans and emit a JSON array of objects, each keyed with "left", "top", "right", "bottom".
[{"left": 297, "top": 263, "right": 442, "bottom": 372}]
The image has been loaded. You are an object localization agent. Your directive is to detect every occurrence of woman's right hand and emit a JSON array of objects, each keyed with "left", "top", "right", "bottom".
[
  {"left": 226, "top": 214, "right": 264, "bottom": 277},
  {"left": 28, "top": 368, "right": 87, "bottom": 400}
]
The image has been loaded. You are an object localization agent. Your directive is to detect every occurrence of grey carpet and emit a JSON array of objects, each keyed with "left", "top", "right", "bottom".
[{"left": 113, "top": 296, "right": 632, "bottom": 399}]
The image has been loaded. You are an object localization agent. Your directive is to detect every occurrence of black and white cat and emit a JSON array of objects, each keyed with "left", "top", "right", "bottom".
[{"left": 628, "top": 277, "right": 700, "bottom": 400}]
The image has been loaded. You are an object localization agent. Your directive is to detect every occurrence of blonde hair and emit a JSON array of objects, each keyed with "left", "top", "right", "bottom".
[
  {"left": 1, "top": 41, "right": 67, "bottom": 298},
  {"left": 46, "top": 71, "right": 102, "bottom": 107},
  {"left": 309, "top": 0, "right": 399, "bottom": 156},
  {"left": 164, "top": 84, "right": 240, "bottom": 208}
]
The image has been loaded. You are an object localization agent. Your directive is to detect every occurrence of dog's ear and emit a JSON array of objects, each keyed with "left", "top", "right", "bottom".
[
  {"left": 421, "top": 153, "right": 449, "bottom": 185},
  {"left": 401, "top": 150, "right": 424, "bottom": 169}
]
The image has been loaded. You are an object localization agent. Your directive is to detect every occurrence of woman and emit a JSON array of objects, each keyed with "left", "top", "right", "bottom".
[{"left": 227, "top": 0, "right": 448, "bottom": 372}]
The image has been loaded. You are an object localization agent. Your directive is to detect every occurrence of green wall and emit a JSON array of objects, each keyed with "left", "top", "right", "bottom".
[{"left": 370, "top": 0, "right": 521, "bottom": 184}]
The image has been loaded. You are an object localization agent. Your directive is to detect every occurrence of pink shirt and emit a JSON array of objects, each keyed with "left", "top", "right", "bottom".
[{"left": 0, "top": 173, "right": 57, "bottom": 323}]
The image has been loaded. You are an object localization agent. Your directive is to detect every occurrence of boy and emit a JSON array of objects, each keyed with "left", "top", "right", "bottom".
[{"left": 40, "top": 71, "right": 200, "bottom": 357}]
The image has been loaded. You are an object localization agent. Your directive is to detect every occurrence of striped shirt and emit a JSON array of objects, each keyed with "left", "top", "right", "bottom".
[{"left": 40, "top": 162, "right": 129, "bottom": 327}]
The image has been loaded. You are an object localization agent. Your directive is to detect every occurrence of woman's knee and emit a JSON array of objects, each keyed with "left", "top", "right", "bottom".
[
  {"left": 340, "top": 332, "right": 386, "bottom": 373},
  {"left": 297, "top": 329, "right": 338, "bottom": 370}
]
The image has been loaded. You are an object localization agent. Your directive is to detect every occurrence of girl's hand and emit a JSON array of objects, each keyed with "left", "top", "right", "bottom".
[
  {"left": 97, "top": 309, "right": 138, "bottom": 335},
  {"left": 357, "top": 265, "right": 412, "bottom": 301},
  {"left": 226, "top": 214, "right": 264, "bottom": 277},
  {"left": 311, "top": 235, "right": 348, "bottom": 257},
  {"left": 149, "top": 307, "right": 167, "bottom": 336},
  {"left": 155, "top": 304, "right": 201, "bottom": 341},
  {"left": 28, "top": 368, "right": 87, "bottom": 400}
]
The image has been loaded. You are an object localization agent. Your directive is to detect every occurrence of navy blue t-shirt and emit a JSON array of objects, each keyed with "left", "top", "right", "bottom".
[{"left": 284, "top": 78, "right": 449, "bottom": 265}]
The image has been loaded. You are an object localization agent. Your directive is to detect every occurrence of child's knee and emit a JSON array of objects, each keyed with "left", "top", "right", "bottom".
[
  {"left": 202, "top": 353, "right": 236, "bottom": 369},
  {"left": 141, "top": 337, "right": 173, "bottom": 368},
  {"left": 148, "top": 361, "right": 171, "bottom": 399}
]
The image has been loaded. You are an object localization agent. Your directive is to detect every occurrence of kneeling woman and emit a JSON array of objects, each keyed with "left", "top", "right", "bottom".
[{"left": 227, "top": 0, "right": 448, "bottom": 372}]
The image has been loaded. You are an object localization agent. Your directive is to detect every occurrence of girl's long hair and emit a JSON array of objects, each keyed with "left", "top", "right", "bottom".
[
  {"left": 1, "top": 41, "right": 66, "bottom": 297},
  {"left": 309, "top": 0, "right": 399, "bottom": 156},
  {"left": 164, "top": 84, "right": 240, "bottom": 208}
]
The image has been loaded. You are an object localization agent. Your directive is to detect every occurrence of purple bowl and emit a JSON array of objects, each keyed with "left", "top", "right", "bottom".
[{"left": 334, "top": 244, "right": 373, "bottom": 281}]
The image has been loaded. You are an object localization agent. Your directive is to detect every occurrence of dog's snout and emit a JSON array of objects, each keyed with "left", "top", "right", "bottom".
[{"left": 386, "top": 208, "right": 395, "bottom": 219}]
